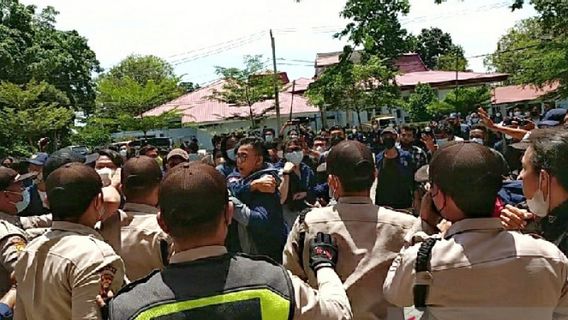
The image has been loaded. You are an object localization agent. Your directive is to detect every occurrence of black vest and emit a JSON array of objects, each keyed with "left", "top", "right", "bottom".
[{"left": 109, "top": 252, "right": 295, "bottom": 320}]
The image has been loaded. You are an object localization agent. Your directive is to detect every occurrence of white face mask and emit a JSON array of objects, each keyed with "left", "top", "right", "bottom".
[
  {"left": 277, "top": 150, "right": 284, "bottom": 159},
  {"left": 14, "top": 188, "right": 30, "bottom": 213},
  {"left": 119, "top": 149, "right": 127, "bottom": 157},
  {"left": 265, "top": 135, "right": 273, "bottom": 142},
  {"left": 470, "top": 138, "right": 484, "bottom": 145},
  {"left": 285, "top": 151, "right": 304, "bottom": 165},
  {"left": 96, "top": 167, "right": 115, "bottom": 187},
  {"left": 315, "top": 146, "right": 325, "bottom": 153},
  {"left": 226, "top": 148, "right": 236, "bottom": 162},
  {"left": 527, "top": 173, "right": 550, "bottom": 217}
]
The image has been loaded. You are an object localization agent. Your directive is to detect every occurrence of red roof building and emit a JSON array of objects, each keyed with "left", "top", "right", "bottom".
[
  {"left": 144, "top": 80, "right": 319, "bottom": 125},
  {"left": 491, "top": 82, "right": 559, "bottom": 105}
]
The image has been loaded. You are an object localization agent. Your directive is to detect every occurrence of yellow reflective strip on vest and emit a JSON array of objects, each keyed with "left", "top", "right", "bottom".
[{"left": 134, "top": 288, "right": 290, "bottom": 320}]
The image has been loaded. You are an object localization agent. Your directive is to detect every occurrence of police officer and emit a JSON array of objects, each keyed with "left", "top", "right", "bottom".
[
  {"left": 0, "top": 167, "right": 30, "bottom": 318},
  {"left": 15, "top": 163, "right": 125, "bottom": 320},
  {"left": 98, "top": 156, "right": 172, "bottom": 281},
  {"left": 107, "top": 163, "right": 352, "bottom": 320},
  {"left": 383, "top": 142, "right": 568, "bottom": 319},
  {"left": 283, "top": 140, "right": 433, "bottom": 319}
]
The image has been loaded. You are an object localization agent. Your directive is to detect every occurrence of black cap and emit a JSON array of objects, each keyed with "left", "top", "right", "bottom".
[
  {"left": 46, "top": 163, "right": 103, "bottom": 217},
  {"left": 121, "top": 156, "right": 162, "bottom": 189},
  {"left": 159, "top": 162, "right": 228, "bottom": 236},
  {"left": 326, "top": 140, "right": 374, "bottom": 186},
  {"left": 0, "top": 167, "right": 36, "bottom": 191},
  {"left": 43, "top": 148, "right": 99, "bottom": 181}
]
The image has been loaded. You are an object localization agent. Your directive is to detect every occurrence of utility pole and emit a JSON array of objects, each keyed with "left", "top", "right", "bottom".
[{"left": 270, "top": 29, "right": 281, "bottom": 138}]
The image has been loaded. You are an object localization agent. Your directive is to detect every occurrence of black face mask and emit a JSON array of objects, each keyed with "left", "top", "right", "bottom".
[{"left": 383, "top": 137, "right": 396, "bottom": 149}]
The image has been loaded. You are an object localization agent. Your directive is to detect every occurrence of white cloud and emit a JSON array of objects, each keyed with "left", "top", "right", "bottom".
[{"left": 21, "top": 0, "right": 536, "bottom": 83}]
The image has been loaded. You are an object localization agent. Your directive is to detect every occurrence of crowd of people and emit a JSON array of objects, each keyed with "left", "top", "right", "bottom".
[{"left": 0, "top": 106, "right": 565, "bottom": 319}]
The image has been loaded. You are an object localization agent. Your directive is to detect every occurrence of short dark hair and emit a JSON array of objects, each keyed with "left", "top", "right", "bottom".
[
  {"left": 236, "top": 137, "right": 264, "bottom": 158},
  {"left": 430, "top": 142, "right": 503, "bottom": 218},
  {"left": 470, "top": 124, "right": 487, "bottom": 133},
  {"left": 326, "top": 140, "right": 375, "bottom": 192},
  {"left": 46, "top": 163, "right": 103, "bottom": 221},
  {"left": 98, "top": 149, "right": 124, "bottom": 168},
  {"left": 121, "top": 156, "right": 163, "bottom": 199},
  {"left": 401, "top": 125, "right": 415, "bottom": 135},
  {"left": 159, "top": 163, "right": 228, "bottom": 238},
  {"left": 529, "top": 128, "right": 568, "bottom": 191},
  {"left": 139, "top": 145, "right": 157, "bottom": 156}
]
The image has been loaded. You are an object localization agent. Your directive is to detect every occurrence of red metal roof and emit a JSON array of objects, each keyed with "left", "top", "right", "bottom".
[
  {"left": 491, "top": 82, "right": 559, "bottom": 105},
  {"left": 396, "top": 70, "right": 508, "bottom": 90},
  {"left": 285, "top": 77, "right": 314, "bottom": 93},
  {"left": 144, "top": 80, "right": 319, "bottom": 124},
  {"left": 315, "top": 52, "right": 427, "bottom": 74}
]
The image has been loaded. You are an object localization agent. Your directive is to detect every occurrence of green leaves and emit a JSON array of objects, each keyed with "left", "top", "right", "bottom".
[
  {"left": 336, "top": 0, "right": 411, "bottom": 60},
  {"left": 403, "top": 83, "right": 438, "bottom": 122},
  {"left": 408, "top": 27, "right": 468, "bottom": 71},
  {"left": 210, "top": 55, "right": 279, "bottom": 128},
  {"left": 306, "top": 56, "right": 400, "bottom": 114}
]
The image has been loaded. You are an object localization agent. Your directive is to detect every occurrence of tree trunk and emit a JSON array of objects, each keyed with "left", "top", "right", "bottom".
[
  {"left": 356, "top": 107, "right": 362, "bottom": 128},
  {"left": 320, "top": 104, "right": 327, "bottom": 129},
  {"left": 249, "top": 104, "right": 255, "bottom": 129}
]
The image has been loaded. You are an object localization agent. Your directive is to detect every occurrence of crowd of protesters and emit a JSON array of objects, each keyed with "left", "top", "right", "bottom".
[{"left": 0, "top": 105, "right": 565, "bottom": 319}]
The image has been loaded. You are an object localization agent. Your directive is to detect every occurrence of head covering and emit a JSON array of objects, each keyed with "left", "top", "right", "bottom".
[
  {"left": 381, "top": 127, "right": 398, "bottom": 135},
  {"left": 43, "top": 148, "right": 99, "bottom": 180},
  {"left": 539, "top": 108, "right": 567, "bottom": 127},
  {"left": 27, "top": 153, "right": 49, "bottom": 166},
  {"left": 167, "top": 148, "right": 189, "bottom": 162},
  {"left": 121, "top": 156, "right": 162, "bottom": 188},
  {"left": 0, "top": 167, "right": 36, "bottom": 191}
]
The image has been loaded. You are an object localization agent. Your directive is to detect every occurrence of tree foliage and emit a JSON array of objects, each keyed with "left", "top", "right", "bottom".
[
  {"left": 403, "top": 83, "right": 438, "bottom": 122},
  {"left": 211, "top": 55, "right": 279, "bottom": 128},
  {"left": 306, "top": 56, "right": 400, "bottom": 125},
  {"left": 428, "top": 86, "right": 491, "bottom": 115},
  {"left": 335, "top": 0, "right": 411, "bottom": 60},
  {"left": 0, "top": 0, "right": 101, "bottom": 113},
  {"left": 408, "top": 27, "right": 467, "bottom": 70},
  {"left": 0, "top": 80, "right": 74, "bottom": 153}
]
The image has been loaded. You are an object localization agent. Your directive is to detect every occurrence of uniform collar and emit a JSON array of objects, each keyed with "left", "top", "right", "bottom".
[
  {"left": 123, "top": 202, "right": 159, "bottom": 215},
  {"left": 169, "top": 245, "right": 227, "bottom": 264},
  {"left": 540, "top": 199, "right": 568, "bottom": 239},
  {"left": 51, "top": 221, "right": 103, "bottom": 239},
  {"left": 444, "top": 218, "right": 503, "bottom": 239},
  {"left": 337, "top": 196, "right": 373, "bottom": 205}
]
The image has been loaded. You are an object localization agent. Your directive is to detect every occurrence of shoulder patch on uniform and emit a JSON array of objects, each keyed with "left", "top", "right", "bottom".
[
  {"left": 99, "top": 265, "right": 118, "bottom": 297},
  {"left": 8, "top": 236, "right": 25, "bottom": 252},
  {"left": 114, "top": 269, "right": 160, "bottom": 298}
]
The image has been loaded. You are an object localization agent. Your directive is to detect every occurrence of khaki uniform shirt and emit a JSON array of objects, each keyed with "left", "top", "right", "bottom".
[
  {"left": 98, "top": 202, "right": 172, "bottom": 281},
  {"left": 283, "top": 196, "right": 424, "bottom": 320},
  {"left": 14, "top": 221, "right": 125, "bottom": 320},
  {"left": 0, "top": 214, "right": 26, "bottom": 296},
  {"left": 170, "top": 246, "right": 352, "bottom": 320},
  {"left": 384, "top": 218, "right": 568, "bottom": 320}
]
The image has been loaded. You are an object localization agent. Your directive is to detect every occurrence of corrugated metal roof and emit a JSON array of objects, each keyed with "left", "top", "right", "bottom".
[
  {"left": 491, "top": 82, "right": 559, "bottom": 105},
  {"left": 144, "top": 80, "right": 319, "bottom": 124},
  {"left": 396, "top": 70, "right": 508, "bottom": 89}
]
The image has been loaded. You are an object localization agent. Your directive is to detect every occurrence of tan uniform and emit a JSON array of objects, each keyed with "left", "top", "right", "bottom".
[
  {"left": 384, "top": 218, "right": 568, "bottom": 320},
  {"left": 14, "top": 221, "right": 125, "bottom": 320},
  {"left": 0, "top": 215, "right": 26, "bottom": 296},
  {"left": 98, "top": 202, "right": 172, "bottom": 281},
  {"left": 283, "top": 196, "right": 429, "bottom": 320},
  {"left": 170, "top": 246, "right": 352, "bottom": 320}
]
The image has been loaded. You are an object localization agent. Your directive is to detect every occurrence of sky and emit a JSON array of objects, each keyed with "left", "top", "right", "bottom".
[{"left": 21, "top": 0, "right": 537, "bottom": 85}]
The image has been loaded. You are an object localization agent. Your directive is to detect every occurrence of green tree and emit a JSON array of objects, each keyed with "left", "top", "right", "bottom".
[
  {"left": 428, "top": 86, "right": 491, "bottom": 115},
  {"left": 71, "top": 117, "right": 116, "bottom": 148},
  {"left": 437, "top": 51, "right": 468, "bottom": 71},
  {"left": 335, "top": 0, "right": 412, "bottom": 61},
  {"left": 403, "top": 83, "right": 437, "bottom": 122},
  {"left": 307, "top": 56, "right": 400, "bottom": 126},
  {"left": 0, "top": 80, "right": 74, "bottom": 153},
  {"left": 211, "top": 55, "right": 279, "bottom": 128},
  {"left": 96, "top": 55, "right": 183, "bottom": 118},
  {"left": 0, "top": 0, "right": 101, "bottom": 113},
  {"left": 407, "top": 27, "right": 468, "bottom": 70}
]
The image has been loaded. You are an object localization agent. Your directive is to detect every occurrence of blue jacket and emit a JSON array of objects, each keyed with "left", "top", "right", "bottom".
[
  {"left": 374, "top": 148, "right": 415, "bottom": 209},
  {"left": 226, "top": 164, "right": 287, "bottom": 262}
]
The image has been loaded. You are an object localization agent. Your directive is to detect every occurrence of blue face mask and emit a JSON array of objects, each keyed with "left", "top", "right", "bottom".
[
  {"left": 14, "top": 188, "right": 30, "bottom": 213},
  {"left": 285, "top": 151, "right": 304, "bottom": 165}
]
